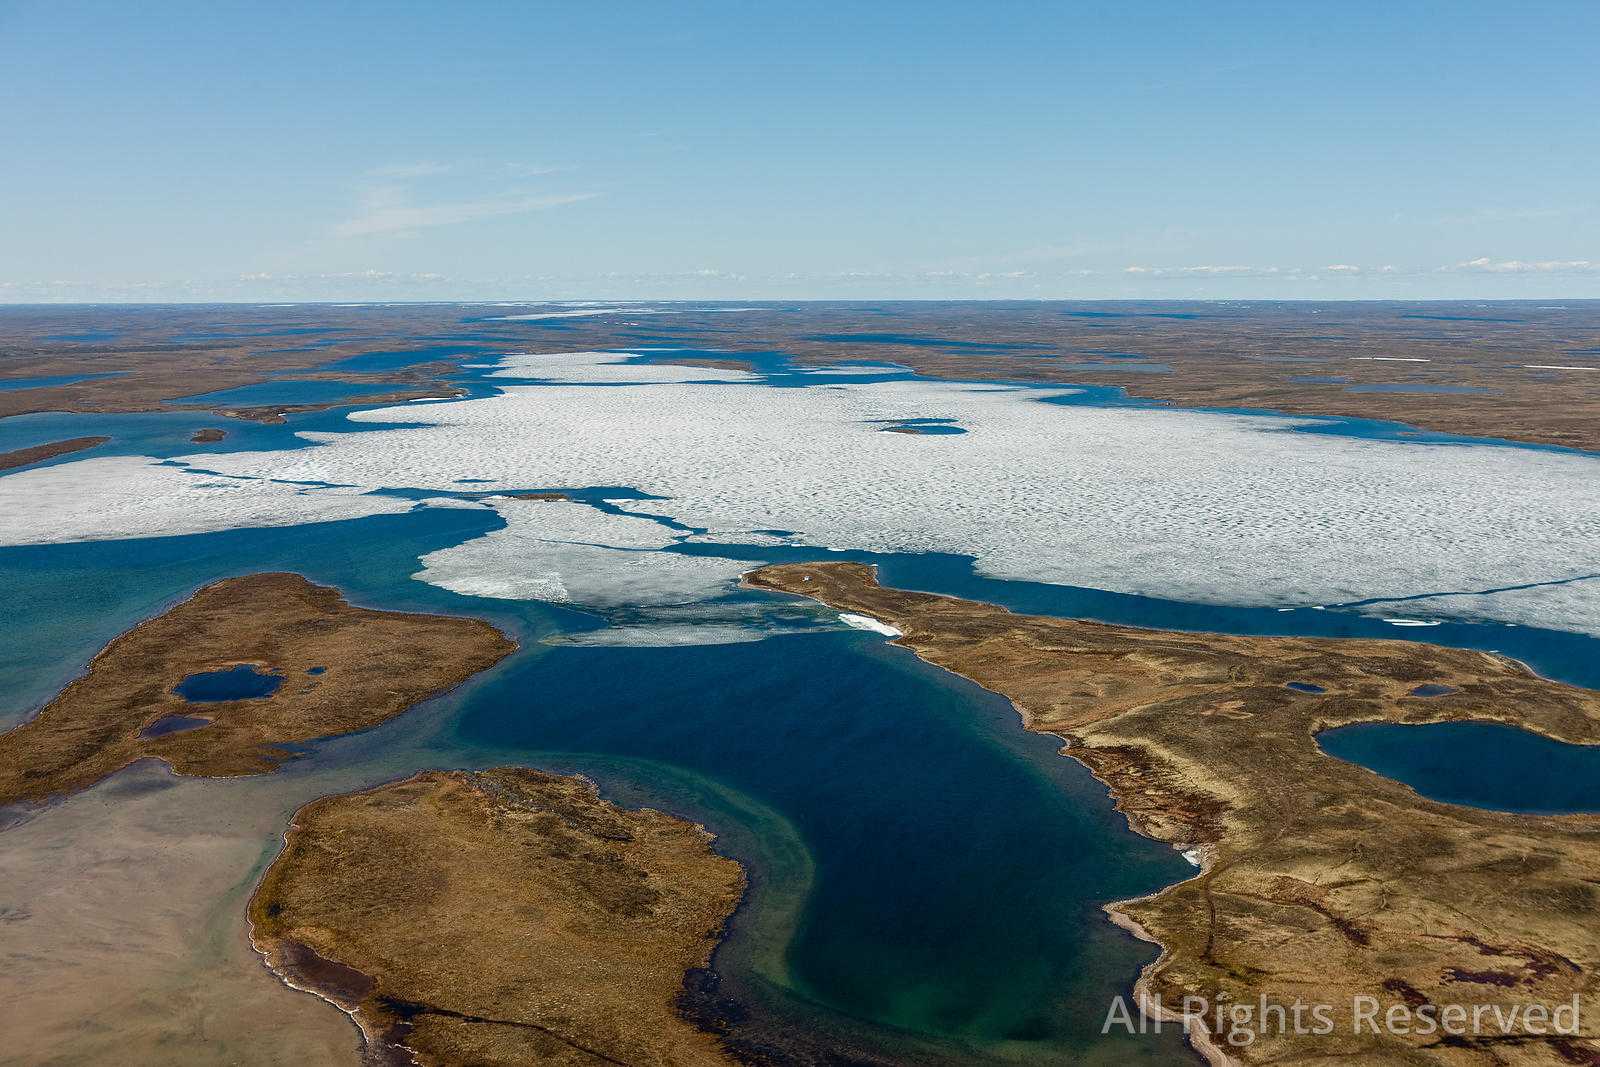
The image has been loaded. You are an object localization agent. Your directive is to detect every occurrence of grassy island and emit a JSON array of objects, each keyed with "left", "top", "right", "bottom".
[
  {"left": 249, "top": 768, "right": 745, "bottom": 1066},
  {"left": 0, "top": 572, "right": 514, "bottom": 807}
]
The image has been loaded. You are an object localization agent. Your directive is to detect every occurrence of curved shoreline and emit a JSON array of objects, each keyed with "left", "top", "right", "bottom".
[
  {"left": 746, "top": 561, "right": 1600, "bottom": 1064},
  {"left": 0, "top": 434, "right": 110, "bottom": 471},
  {"left": 247, "top": 767, "right": 747, "bottom": 1067},
  {"left": 0, "top": 572, "right": 516, "bottom": 808}
]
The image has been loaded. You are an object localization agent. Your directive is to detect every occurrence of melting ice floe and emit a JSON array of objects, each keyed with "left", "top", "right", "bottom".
[
  {"left": 839, "top": 613, "right": 902, "bottom": 637},
  {"left": 0, "top": 456, "right": 413, "bottom": 543},
  {"left": 413, "top": 499, "right": 749, "bottom": 608},
  {"left": 4, "top": 351, "right": 1600, "bottom": 637}
]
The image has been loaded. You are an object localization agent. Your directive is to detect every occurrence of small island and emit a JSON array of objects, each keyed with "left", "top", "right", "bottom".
[
  {"left": 249, "top": 767, "right": 745, "bottom": 1066},
  {"left": 0, "top": 435, "right": 110, "bottom": 472},
  {"left": 0, "top": 572, "right": 515, "bottom": 807},
  {"left": 747, "top": 562, "right": 1600, "bottom": 1064}
]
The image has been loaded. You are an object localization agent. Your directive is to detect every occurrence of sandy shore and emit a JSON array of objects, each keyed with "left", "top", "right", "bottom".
[{"left": 0, "top": 762, "right": 359, "bottom": 1065}]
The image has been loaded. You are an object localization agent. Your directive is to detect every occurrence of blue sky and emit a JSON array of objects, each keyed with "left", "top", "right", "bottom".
[{"left": 3, "top": 1, "right": 1597, "bottom": 301}]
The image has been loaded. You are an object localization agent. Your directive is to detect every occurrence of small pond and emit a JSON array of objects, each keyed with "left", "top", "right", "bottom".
[{"left": 172, "top": 663, "right": 284, "bottom": 702}]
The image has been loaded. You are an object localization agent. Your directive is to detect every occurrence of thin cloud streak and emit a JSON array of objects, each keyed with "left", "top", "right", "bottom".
[
  {"left": 1441, "top": 257, "right": 1598, "bottom": 275},
  {"left": 334, "top": 192, "right": 597, "bottom": 238}
]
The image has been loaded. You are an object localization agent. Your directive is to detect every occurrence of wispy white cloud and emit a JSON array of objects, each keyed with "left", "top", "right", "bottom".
[
  {"left": 364, "top": 161, "right": 455, "bottom": 180},
  {"left": 500, "top": 162, "right": 562, "bottom": 178},
  {"left": 1440, "top": 257, "right": 1598, "bottom": 275},
  {"left": 1432, "top": 205, "right": 1578, "bottom": 227},
  {"left": 335, "top": 160, "right": 594, "bottom": 238},
  {"left": 1124, "top": 264, "right": 1296, "bottom": 278},
  {"left": 238, "top": 270, "right": 450, "bottom": 283},
  {"left": 335, "top": 192, "right": 596, "bottom": 238}
]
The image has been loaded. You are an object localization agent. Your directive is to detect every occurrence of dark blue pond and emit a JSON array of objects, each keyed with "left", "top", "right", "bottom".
[
  {"left": 1318, "top": 721, "right": 1600, "bottom": 814},
  {"left": 172, "top": 663, "right": 283, "bottom": 702}
]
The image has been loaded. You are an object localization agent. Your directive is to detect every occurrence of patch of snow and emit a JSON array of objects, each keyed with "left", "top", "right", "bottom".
[{"left": 839, "top": 613, "right": 902, "bottom": 637}]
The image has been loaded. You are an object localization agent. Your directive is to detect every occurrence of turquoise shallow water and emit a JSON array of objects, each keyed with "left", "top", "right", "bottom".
[{"left": 5, "top": 315, "right": 1600, "bottom": 1063}]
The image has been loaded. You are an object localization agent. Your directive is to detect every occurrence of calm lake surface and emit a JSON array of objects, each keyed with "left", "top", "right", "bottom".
[
  {"left": 173, "top": 664, "right": 284, "bottom": 702},
  {"left": 1318, "top": 720, "right": 1600, "bottom": 814}
]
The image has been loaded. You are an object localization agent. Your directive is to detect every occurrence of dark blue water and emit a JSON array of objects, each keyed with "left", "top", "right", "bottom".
[
  {"left": 873, "top": 418, "right": 968, "bottom": 435},
  {"left": 173, "top": 663, "right": 283, "bottom": 702},
  {"left": 169, "top": 379, "right": 406, "bottom": 406},
  {"left": 1290, "top": 375, "right": 1349, "bottom": 384},
  {"left": 1318, "top": 721, "right": 1600, "bottom": 814},
  {"left": 1286, "top": 681, "right": 1326, "bottom": 694},
  {"left": 454, "top": 633, "right": 1187, "bottom": 1060},
  {"left": 1411, "top": 683, "right": 1456, "bottom": 697}
]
